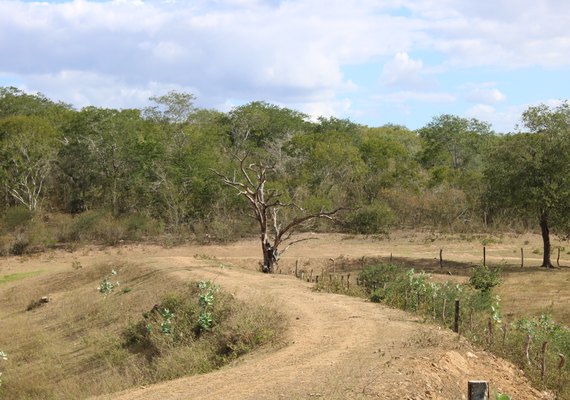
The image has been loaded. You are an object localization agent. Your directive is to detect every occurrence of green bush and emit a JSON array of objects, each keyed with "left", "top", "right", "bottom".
[
  {"left": 357, "top": 264, "right": 401, "bottom": 292},
  {"left": 2, "top": 206, "right": 33, "bottom": 232},
  {"left": 469, "top": 265, "right": 502, "bottom": 293},
  {"left": 344, "top": 202, "right": 395, "bottom": 234},
  {"left": 122, "top": 281, "right": 284, "bottom": 384}
]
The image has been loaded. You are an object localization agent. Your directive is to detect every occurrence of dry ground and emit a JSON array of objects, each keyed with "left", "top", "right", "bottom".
[{"left": 1, "top": 231, "right": 566, "bottom": 399}]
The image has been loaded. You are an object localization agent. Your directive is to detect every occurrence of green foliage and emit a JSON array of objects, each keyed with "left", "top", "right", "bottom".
[
  {"left": 352, "top": 264, "right": 570, "bottom": 398},
  {"left": 469, "top": 265, "right": 502, "bottom": 293},
  {"left": 122, "top": 281, "right": 284, "bottom": 382},
  {"left": 98, "top": 270, "right": 119, "bottom": 296},
  {"left": 0, "top": 350, "right": 7, "bottom": 389},
  {"left": 344, "top": 202, "right": 395, "bottom": 234},
  {"left": 485, "top": 102, "right": 570, "bottom": 264},
  {"left": 357, "top": 264, "right": 401, "bottom": 291},
  {"left": 2, "top": 206, "right": 33, "bottom": 232}
]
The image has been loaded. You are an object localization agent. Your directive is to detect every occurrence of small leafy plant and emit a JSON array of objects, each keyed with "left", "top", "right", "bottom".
[
  {"left": 469, "top": 265, "right": 502, "bottom": 293},
  {"left": 0, "top": 350, "right": 7, "bottom": 388},
  {"left": 98, "top": 269, "right": 119, "bottom": 296},
  {"left": 197, "top": 280, "right": 219, "bottom": 331}
]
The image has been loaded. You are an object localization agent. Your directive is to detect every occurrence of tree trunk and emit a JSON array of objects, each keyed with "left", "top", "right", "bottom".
[
  {"left": 540, "top": 213, "right": 554, "bottom": 268},
  {"left": 261, "top": 237, "right": 278, "bottom": 273}
]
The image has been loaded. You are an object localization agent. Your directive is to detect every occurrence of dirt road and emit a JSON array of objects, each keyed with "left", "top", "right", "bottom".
[{"left": 89, "top": 238, "right": 549, "bottom": 400}]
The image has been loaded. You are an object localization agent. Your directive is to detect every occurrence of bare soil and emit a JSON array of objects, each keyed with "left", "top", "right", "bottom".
[{"left": 1, "top": 231, "right": 562, "bottom": 399}]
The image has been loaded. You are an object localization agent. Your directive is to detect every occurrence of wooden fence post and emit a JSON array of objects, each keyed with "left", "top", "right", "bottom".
[
  {"left": 390, "top": 252, "right": 393, "bottom": 263},
  {"left": 347, "top": 273, "right": 350, "bottom": 290},
  {"left": 483, "top": 246, "right": 486, "bottom": 267},
  {"left": 454, "top": 299, "right": 460, "bottom": 333},
  {"left": 521, "top": 248, "right": 524, "bottom": 268},
  {"left": 559, "top": 353, "right": 566, "bottom": 391},
  {"left": 468, "top": 381, "right": 489, "bottom": 400},
  {"left": 525, "top": 334, "right": 532, "bottom": 366},
  {"left": 442, "top": 298, "right": 447, "bottom": 325},
  {"left": 295, "top": 260, "right": 298, "bottom": 278},
  {"left": 439, "top": 249, "right": 443, "bottom": 269},
  {"left": 541, "top": 341, "right": 548, "bottom": 382}
]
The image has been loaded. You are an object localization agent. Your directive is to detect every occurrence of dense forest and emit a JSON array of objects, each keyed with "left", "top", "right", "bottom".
[{"left": 1, "top": 87, "right": 570, "bottom": 266}]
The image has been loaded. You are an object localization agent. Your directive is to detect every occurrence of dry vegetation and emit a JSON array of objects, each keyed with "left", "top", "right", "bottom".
[
  {"left": 0, "top": 258, "right": 284, "bottom": 399},
  {"left": 0, "top": 230, "right": 568, "bottom": 399}
]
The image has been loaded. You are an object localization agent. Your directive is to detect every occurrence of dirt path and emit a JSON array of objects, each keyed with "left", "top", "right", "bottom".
[{"left": 90, "top": 241, "right": 549, "bottom": 400}]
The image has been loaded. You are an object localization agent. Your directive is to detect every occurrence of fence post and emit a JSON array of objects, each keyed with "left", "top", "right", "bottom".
[
  {"left": 454, "top": 299, "right": 460, "bottom": 333},
  {"left": 439, "top": 249, "right": 443, "bottom": 268},
  {"left": 483, "top": 246, "right": 486, "bottom": 267},
  {"left": 347, "top": 273, "right": 350, "bottom": 290},
  {"left": 541, "top": 341, "right": 548, "bottom": 382},
  {"left": 390, "top": 252, "right": 393, "bottom": 263},
  {"left": 559, "top": 353, "right": 566, "bottom": 391},
  {"left": 525, "top": 334, "right": 532, "bottom": 366},
  {"left": 521, "top": 248, "right": 524, "bottom": 268},
  {"left": 468, "top": 381, "right": 489, "bottom": 400},
  {"left": 295, "top": 260, "right": 298, "bottom": 278}
]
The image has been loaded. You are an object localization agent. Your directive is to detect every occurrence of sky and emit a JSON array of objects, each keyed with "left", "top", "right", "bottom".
[{"left": 1, "top": 0, "right": 570, "bottom": 132}]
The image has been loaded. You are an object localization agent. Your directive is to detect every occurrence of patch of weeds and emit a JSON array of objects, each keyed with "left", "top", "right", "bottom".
[
  {"left": 97, "top": 269, "right": 119, "bottom": 295},
  {"left": 71, "top": 260, "right": 82, "bottom": 270},
  {"left": 347, "top": 263, "right": 570, "bottom": 400},
  {"left": 121, "top": 281, "right": 285, "bottom": 383},
  {"left": 0, "top": 270, "right": 42, "bottom": 285},
  {"left": 0, "top": 350, "right": 7, "bottom": 389}
]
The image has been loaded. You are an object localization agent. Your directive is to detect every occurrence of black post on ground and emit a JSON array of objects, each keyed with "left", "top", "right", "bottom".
[{"left": 468, "top": 381, "right": 489, "bottom": 400}]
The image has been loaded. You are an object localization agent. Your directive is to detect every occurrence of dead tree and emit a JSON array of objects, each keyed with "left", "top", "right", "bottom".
[{"left": 214, "top": 154, "right": 343, "bottom": 273}]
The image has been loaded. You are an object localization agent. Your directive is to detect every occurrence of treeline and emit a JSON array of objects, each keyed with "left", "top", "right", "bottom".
[{"left": 1, "top": 87, "right": 569, "bottom": 254}]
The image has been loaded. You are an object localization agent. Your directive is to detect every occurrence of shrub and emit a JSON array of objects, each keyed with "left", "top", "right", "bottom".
[
  {"left": 2, "top": 206, "right": 32, "bottom": 232},
  {"left": 357, "top": 264, "right": 401, "bottom": 292},
  {"left": 469, "top": 265, "right": 502, "bottom": 293},
  {"left": 93, "top": 215, "right": 126, "bottom": 246},
  {"left": 344, "top": 202, "right": 395, "bottom": 234},
  {"left": 123, "top": 214, "right": 163, "bottom": 241},
  {"left": 122, "top": 281, "right": 284, "bottom": 383}
]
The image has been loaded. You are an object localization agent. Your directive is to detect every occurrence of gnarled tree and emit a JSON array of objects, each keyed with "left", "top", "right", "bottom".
[{"left": 215, "top": 154, "right": 344, "bottom": 273}]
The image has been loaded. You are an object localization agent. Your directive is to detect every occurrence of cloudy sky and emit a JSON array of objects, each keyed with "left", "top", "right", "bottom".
[{"left": 1, "top": 0, "right": 569, "bottom": 132}]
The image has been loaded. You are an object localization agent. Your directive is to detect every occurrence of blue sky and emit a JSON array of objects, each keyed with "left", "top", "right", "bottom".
[{"left": 2, "top": 0, "right": 570, "bottom": 132}]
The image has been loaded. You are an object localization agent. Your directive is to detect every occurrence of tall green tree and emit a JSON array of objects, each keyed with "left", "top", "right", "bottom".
[
  {"left": 0, "top": 115, "right": 60, "bottom": 211},
  {"left": 485, "top": 102, "right": 570, "bottom": 267},
  {"left": 58, "top": 107, "right": 152, "bottom": 215}
]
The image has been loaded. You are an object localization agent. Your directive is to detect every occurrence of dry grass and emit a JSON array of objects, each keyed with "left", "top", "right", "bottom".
[{"left": 0, "top": 259, "right": 283, "bottom": 399}]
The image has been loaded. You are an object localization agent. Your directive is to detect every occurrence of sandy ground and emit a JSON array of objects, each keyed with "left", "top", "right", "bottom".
[{"left": 1, "top": 232, "right": 557, "bottom": 399}]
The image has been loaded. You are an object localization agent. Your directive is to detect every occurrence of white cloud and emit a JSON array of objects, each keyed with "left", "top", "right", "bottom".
[
  {"left": 380, "top": 52, "right": 433, "bottom": 89},
  {"left": 22, "top": 70, "right": 200, "bottom": 109},
  {"left": 462, "top": 83, "right": 506, "bottom": 104}
]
